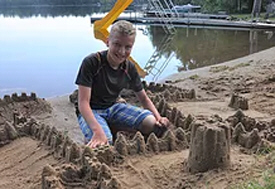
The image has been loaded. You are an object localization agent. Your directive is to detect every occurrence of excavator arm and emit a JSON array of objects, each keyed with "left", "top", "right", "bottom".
[{"left": 93, "top": 0, "right": 147, "bottom": 78}]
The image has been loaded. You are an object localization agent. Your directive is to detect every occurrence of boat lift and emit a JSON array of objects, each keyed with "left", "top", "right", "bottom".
[{"left": 93, "top": 0, "right": 177, "bottom": 79}]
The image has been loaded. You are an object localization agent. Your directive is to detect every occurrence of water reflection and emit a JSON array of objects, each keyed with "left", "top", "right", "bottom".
[
  {"left": 0, "top": 7, "right": 275, "bottom": 98},
  {"left": 148, "top": 25, "right": 275, "bottom": 73}
]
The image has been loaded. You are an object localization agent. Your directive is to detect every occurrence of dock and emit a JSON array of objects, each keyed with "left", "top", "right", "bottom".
[{"left": 90, "top": 15, "right": 275, "bottom": 30}]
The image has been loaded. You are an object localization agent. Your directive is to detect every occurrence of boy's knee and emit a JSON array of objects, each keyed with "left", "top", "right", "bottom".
[{"left": 139, "top": 115, "right": 156, "bottom": 135}]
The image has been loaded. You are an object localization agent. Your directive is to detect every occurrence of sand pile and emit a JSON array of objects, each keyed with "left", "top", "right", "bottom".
[{"left": 0, "top": 47, "right": 275, "bottom": 189}]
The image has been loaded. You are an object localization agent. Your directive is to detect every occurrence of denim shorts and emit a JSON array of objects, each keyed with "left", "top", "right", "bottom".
[{"left": 77, "top": 103, "right": 153, "bottom": 144}]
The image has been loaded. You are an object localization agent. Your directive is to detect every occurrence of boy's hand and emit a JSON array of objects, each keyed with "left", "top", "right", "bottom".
[
  {"left": 156, "top": 117, "right": 170, "bottom": 127},
  {"left": 116, "top": 96, "right": 126, "bottom": 103},
  {"left": 154, "top": 117, "right": 170, "bottom": 137},
  {"left": 86, "top": 130, "right": 108, "bottom": 149}
]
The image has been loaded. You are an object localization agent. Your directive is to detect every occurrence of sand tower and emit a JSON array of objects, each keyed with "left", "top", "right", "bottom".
[{"left": 187, "top": 121, "right": 231, "bottom": 173}]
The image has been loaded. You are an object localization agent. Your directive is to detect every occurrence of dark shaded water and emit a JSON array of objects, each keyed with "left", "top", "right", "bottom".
[{"left": 0, "top": 6, "right": 275, "bottom": 98}]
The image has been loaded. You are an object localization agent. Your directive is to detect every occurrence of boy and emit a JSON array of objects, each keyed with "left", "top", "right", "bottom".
[{"left": 75, "top": 20, "right": 169, "bottom": 148}]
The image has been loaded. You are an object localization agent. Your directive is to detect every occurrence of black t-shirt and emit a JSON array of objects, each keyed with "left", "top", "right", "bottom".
[{"left": 75, "top": 50, "right": 143, "bottom": 109}]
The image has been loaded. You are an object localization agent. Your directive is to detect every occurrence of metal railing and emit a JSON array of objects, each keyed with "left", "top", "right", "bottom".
[
  {"left": 144, "top": 35, "right": 177, "bottom": 80},
  {"left": 143, "top": 0, "right": 178, "bottom": 80},
  {"left": 147, "top": 0, "right": 178, "bottom": 34}
]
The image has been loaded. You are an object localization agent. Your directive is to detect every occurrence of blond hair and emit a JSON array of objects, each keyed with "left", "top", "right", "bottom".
[{"left": 109, "top": 20, "right": 136, "bottom": 38}]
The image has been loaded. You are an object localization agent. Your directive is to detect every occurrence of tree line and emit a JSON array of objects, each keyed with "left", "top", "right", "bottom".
[{"left": 0, "top": 0, "right": 115, "bottom": 6}]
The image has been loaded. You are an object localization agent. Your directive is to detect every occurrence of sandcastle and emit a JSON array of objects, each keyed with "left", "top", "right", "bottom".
[
  {"left": 187, "top": 121, "right": 231, "bottom": 173},
  {"left": 1, "top": 83, "right": 274, "bottom": 188},
  {"left": 228, "top": 93, "right": 249, "bottom": 110}
]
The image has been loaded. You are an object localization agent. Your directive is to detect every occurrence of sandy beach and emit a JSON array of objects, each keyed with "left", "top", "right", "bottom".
[{"left": 0, "top": 46, "right": 275, "bottom": 188}]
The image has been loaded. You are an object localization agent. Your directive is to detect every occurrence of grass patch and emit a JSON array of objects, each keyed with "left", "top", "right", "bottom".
[
  {"left": 189, "top": 74, "right": 199, "bottom": 80},
  {"left": 231, "top": 150, "right": 275, "bottom": 189},
  {"left": 172, "top": 78, "right": 186, "bottom": 83},
  {"left": 228, "top": 62, "right": 250, "bottom": 71},
  {"left": 231, "top": 13, "right": 251, "bottom": 20},
  {"left": 209, "top": 65, "right": 229, "bottom": 73},
  {"left": 209, "top": 62, "right": 250, "bottom": 73},
  {"left": 232, "top": 170, "right": 275, "bottom": 189},
  {"left": 230, "top": 13, "right": 275, "bottom": 21}
]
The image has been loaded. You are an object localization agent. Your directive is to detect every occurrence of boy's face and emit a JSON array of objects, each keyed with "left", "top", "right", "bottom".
[{"left": 107, "top": 32, "right": 135, "bottom": 68}]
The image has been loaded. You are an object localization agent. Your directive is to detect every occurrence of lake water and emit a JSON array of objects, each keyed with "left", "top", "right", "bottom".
[{"left": 1, "top": 7, "right": 275, "bottom": 98}]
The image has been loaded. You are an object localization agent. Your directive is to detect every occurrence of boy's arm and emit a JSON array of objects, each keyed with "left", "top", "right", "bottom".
[
  {"left": 78, "top": 85, "right": 108, "bottom": 148},
  {"left": 135, "top": 89, "right": 170, "bottom": 127}
]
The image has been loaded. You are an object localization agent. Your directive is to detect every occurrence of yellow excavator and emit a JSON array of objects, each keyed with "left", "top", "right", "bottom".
[{"left": 93, "top": 0, "right": 147, "bottom": 78}]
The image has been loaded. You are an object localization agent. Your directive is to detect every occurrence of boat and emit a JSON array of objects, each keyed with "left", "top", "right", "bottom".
[
  {"left": 144, "top": 4, "right": 229, "bottom": 20},
  {"left": 171, "top": 4, "right": 201, "bottom": 13}
]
